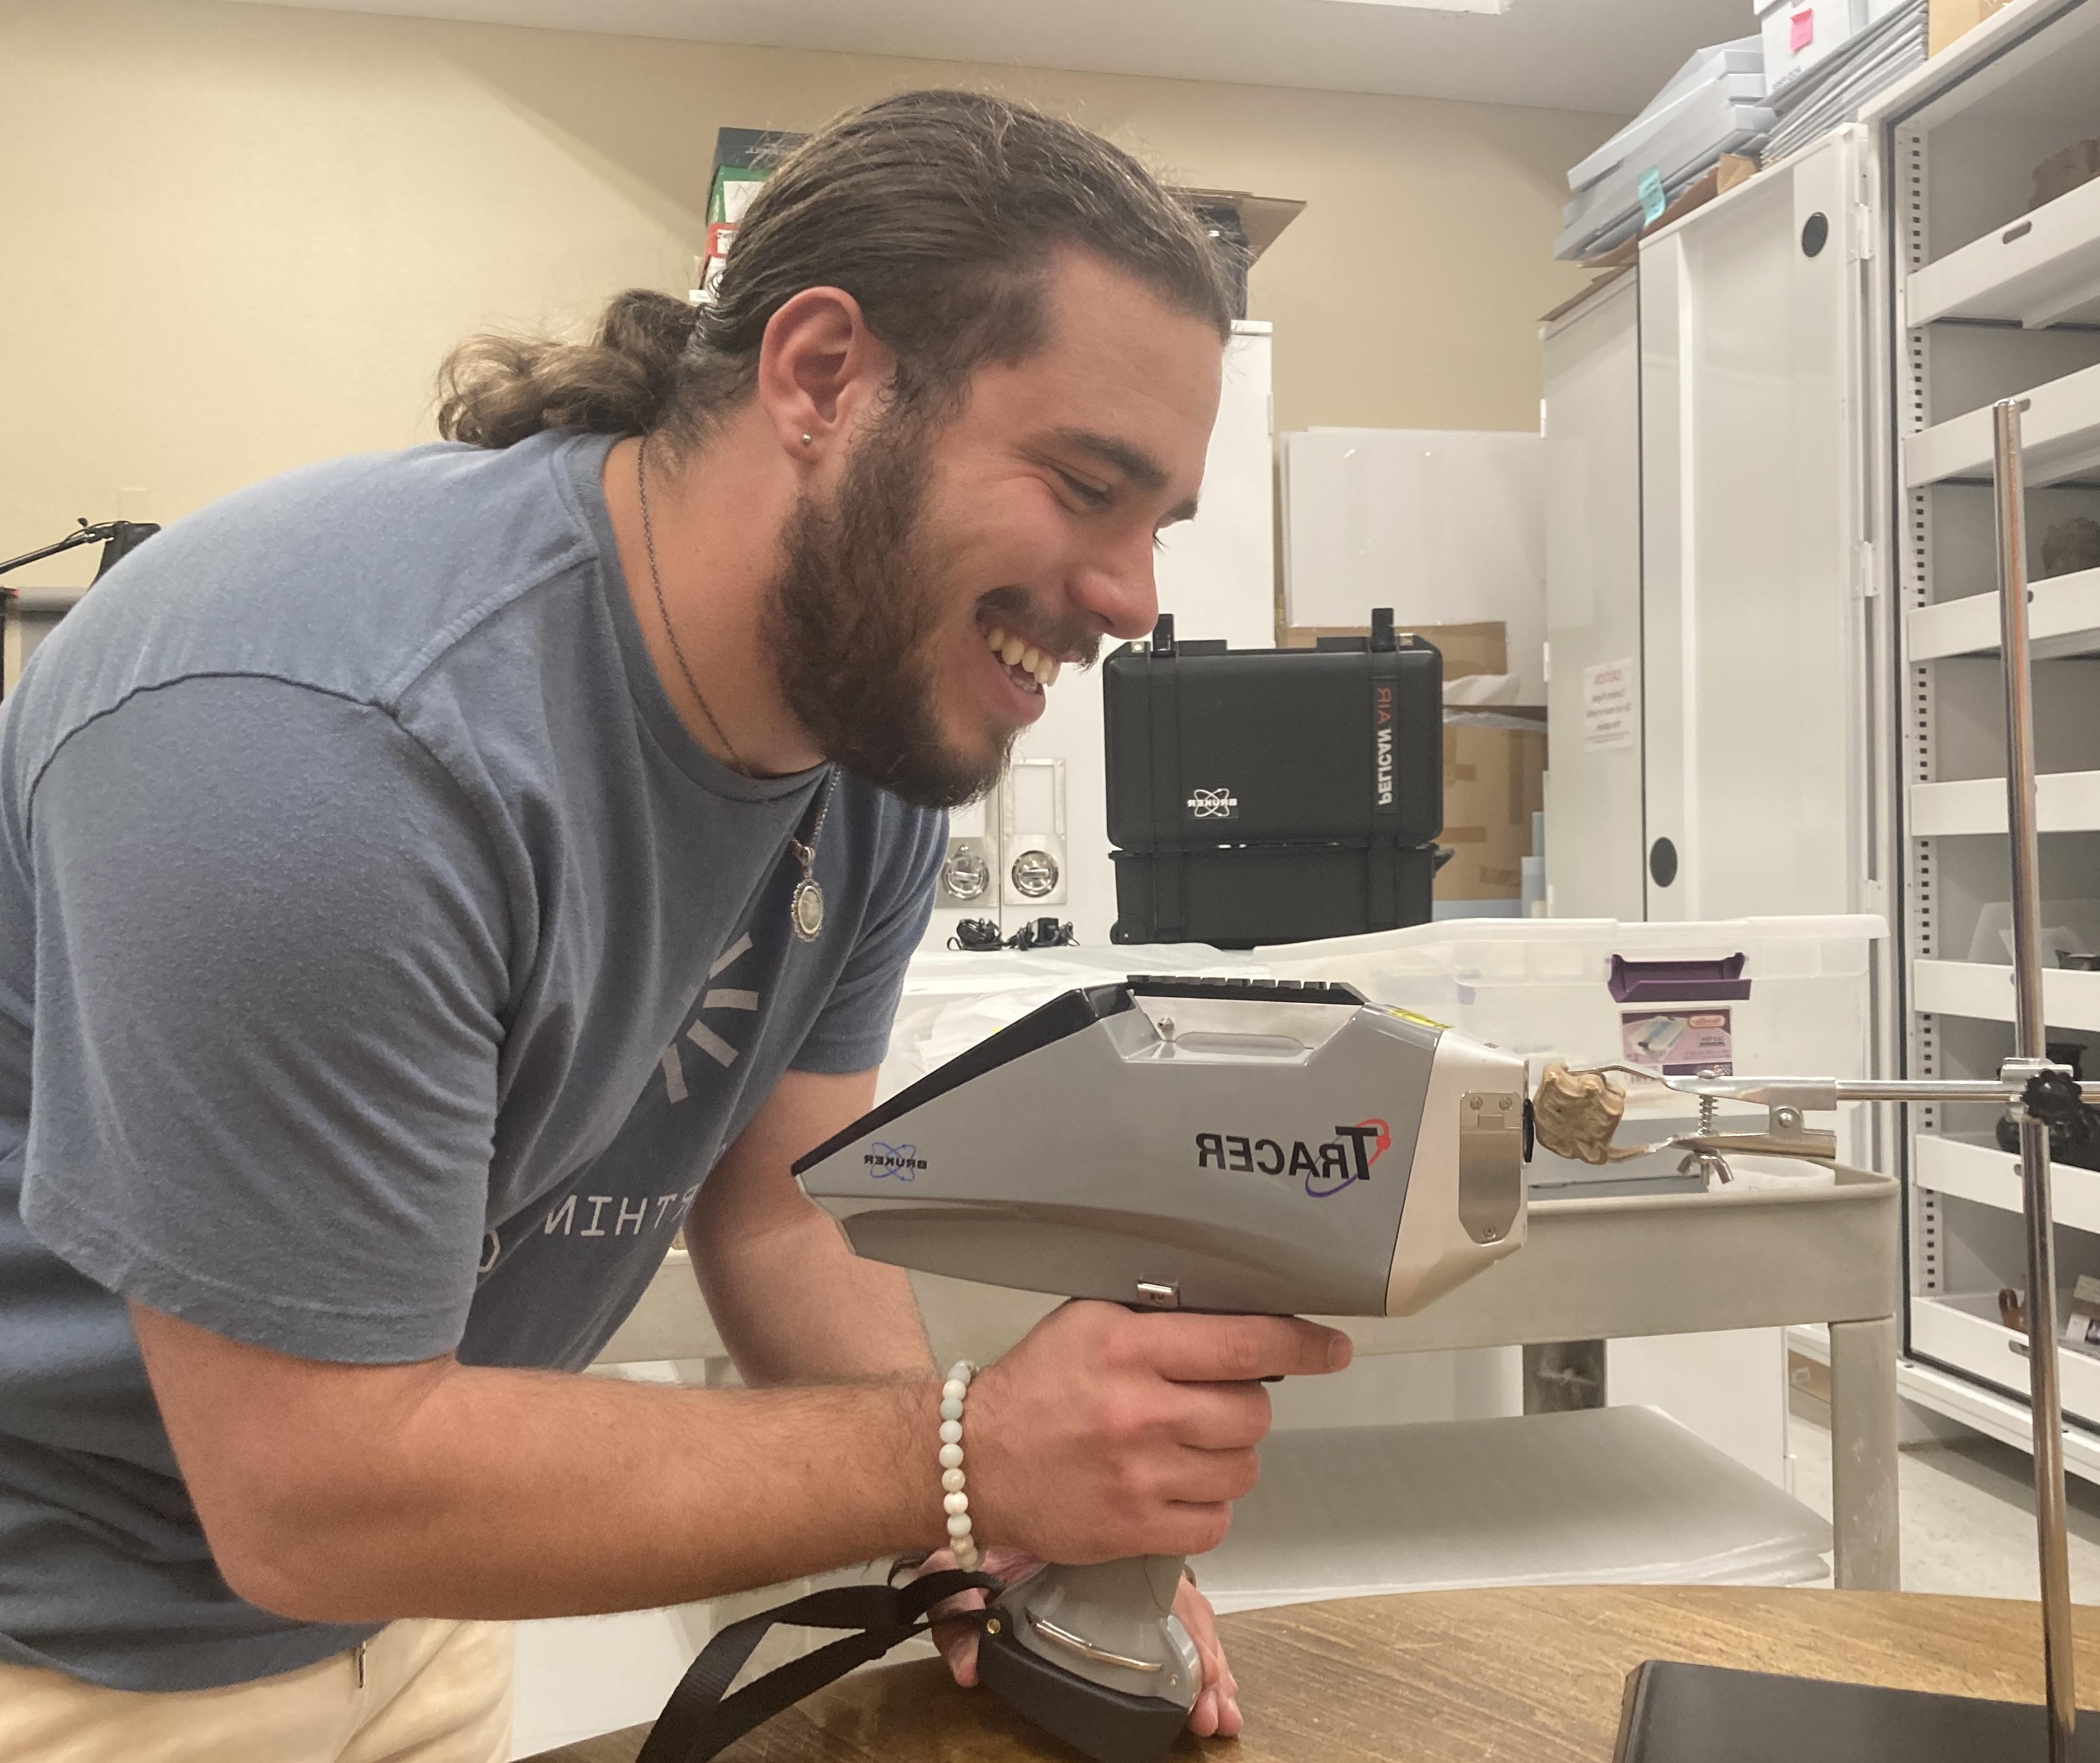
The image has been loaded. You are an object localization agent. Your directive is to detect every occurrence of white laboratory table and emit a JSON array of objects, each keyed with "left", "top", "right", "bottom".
[{"left": 598, "top": 1161, "right": 1902, "bottom": 1590}]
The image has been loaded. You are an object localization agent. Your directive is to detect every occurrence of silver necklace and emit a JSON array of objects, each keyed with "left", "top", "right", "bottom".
[
  {"left": 636, "top": 437, "right": 837, "bottom": 944},
  {"left": 786, "top": 772, "right": 838, "bottom": 944}
]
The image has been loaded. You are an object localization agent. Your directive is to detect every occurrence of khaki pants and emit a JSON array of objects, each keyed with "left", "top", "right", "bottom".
[{"left": 0, "top": 1618, "right": 513, "bottom": 1763}]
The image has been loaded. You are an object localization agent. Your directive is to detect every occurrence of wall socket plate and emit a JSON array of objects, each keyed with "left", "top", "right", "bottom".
[
  {"left": 1000, "top": 757, "right": 1066, "bottom": 908},
  {"left": 938, "top": 788, "right": 998, "bottom": 908}
]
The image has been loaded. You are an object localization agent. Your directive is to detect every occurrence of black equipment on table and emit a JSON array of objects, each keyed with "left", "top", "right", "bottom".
[{"left": 1101, "top": 607, "right": 1445, "bottom": 948}]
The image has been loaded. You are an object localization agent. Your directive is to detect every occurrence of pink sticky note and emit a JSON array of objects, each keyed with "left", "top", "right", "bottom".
[{"left": 1789, "top": 8, "right": 1815, "bottom": 50}]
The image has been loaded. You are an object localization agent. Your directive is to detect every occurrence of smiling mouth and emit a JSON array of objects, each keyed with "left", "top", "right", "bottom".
[{"left": 978, "top": 618, "right": 1064, "bottom": 694}]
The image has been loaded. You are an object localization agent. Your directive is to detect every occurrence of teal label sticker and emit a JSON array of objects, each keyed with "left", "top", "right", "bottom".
[{"left": 1638, "top": 167, "right": 1667, "bottom": 226}]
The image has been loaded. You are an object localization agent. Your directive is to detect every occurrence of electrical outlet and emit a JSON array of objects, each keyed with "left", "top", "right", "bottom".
[
  {"left": 1000, "top": 758, "right": 1066, "bottom": 907},
  {"left": 939, "top": 788, "right": 998, "bottom": 907}
]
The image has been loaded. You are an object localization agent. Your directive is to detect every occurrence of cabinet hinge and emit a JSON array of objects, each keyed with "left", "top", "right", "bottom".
[
  {"left": 1848, "top": 202, "right": 1878, "bottom": 263},
  {"left": 1853, "top": 539, "right": 1881, "bottom": 599}
]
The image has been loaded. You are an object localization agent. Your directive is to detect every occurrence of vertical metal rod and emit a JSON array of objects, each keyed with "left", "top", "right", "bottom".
[{"left": 1994, "top": 397, "right": 2076, "bottom": 1761}]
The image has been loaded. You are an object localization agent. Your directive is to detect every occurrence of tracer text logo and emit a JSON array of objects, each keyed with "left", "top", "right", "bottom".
[{"left": 1195, "top": 1119, "right": 1389, "bottom": 1197}]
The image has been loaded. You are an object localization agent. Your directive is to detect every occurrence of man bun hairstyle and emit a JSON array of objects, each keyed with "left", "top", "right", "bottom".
[{"left": 437, "top": 89, "right": 1239, "bottom": 451}]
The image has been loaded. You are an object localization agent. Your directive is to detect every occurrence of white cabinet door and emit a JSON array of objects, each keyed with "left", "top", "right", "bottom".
[
  {"left": 1638, "top": 131, "right": 1872, "bottom": 922},
  {"left": 1155, "top": 322, "right": 1276, "bottom": 648},
  {"left": 1543, "top": 273, "right": 1646, "bottom": 921},
  {"left": 927, "top": 322, "right": 1276, "bottom": 950},
  {"left": 1280, "top": 426, "right": 1547, "bottom": 704}
]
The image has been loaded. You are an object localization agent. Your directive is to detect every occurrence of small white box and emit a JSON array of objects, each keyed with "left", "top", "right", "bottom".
[{"left": 1757, "top": 0, "right": 1865, "bottom": 93}]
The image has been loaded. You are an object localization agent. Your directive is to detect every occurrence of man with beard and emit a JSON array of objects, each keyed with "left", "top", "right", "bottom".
[{"left": 0, "top": 89, "right": 1351, "bottom": 1761}]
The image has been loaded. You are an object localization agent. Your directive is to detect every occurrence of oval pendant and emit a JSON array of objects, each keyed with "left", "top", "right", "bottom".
[{"left": 790, "top": 878, "right": 825, "bottom": 943}]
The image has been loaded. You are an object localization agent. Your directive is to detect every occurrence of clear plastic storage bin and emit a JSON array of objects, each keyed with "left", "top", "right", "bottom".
[{"left": 1258, "top": 914, "right": 1885, "bottom": 1090}]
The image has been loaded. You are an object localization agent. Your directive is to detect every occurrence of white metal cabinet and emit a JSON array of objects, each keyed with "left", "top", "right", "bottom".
[
  {"left": 1542, "top": 273, "right": 1646, "bottom": 921},
  {"left": 1541, "top": 139, "right": 1886, "bottom": 1487},
  {"left": 1637, "top": 130, "right": 1876, "bottom": 924},
  {"left": 1543, "top": 136, "right": 1880, "bottom": 928}
]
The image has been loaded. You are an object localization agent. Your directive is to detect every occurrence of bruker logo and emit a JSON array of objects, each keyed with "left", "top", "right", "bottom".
[
  {"left": 1196, "top": 1120, "right": 1390, "bottom": 1199},
  {"left": 864, "top": 1143, "right": 926, "bottom": 1180}
]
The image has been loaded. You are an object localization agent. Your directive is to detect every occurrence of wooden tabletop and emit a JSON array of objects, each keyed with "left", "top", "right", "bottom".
[{"left": 522, "top": 1585, "right": 2100, "bottom": 1763}]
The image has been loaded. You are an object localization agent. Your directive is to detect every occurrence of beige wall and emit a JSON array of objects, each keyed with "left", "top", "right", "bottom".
[{"left": 0, "top": 0, "right": 1616, "bottom": 578}]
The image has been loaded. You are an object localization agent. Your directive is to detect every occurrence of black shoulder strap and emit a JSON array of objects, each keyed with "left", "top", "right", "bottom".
[{"left": 634, "top": 1568, "right": 1002, "bottom": 1763}]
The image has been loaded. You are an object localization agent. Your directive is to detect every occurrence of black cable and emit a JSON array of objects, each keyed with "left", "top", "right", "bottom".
[
  {"left": 949, "top": 917, "right": 1078, "bottom": 951},
  {"left": 0, "top": 519, "right": 160, "bottom": 583}
]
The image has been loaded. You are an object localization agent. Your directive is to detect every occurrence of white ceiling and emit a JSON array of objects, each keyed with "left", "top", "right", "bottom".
[{"left": 231, "top": 0, "right": 1753, "bottom": 115}]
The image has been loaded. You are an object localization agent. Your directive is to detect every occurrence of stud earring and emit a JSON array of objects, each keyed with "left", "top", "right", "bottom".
[{"left": 800, "top": 432, "right": 814, "bottom": 446}]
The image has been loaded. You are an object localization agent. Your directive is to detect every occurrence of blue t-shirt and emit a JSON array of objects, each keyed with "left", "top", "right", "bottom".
[{"left": 0, "top": 429, "right": 944, "bottom": 1691}]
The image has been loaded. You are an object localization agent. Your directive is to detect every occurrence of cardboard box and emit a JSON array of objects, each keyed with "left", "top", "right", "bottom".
[
  {"left": 1438, "top": 717, "right": 1547, "bottom": 902},
  {"left": 1929, "top": 0, "right": 2012, "bottom": 55},
  {"left": 1281, "top": 621, "right": 1507, "bottom": 682},
  {"left": 2035, "top": 140, "right": 2100, "bottom": 210},
  {"left": 1281, "top": 622, "right": 1538, "bottom": 899}
]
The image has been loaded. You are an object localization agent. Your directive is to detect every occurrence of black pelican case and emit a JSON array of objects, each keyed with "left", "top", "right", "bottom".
[{"left": 1102, "top": 609, "right": 1446, "bottom": 948}]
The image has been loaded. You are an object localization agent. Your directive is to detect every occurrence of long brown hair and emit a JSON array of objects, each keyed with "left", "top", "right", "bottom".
[{"left": 436, "top": 90, "right": 1237, "bottom": 451}]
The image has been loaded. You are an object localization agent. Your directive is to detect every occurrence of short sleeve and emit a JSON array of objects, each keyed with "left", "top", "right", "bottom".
[
  {"left": 20, "top": 676, "right": 512, "bottom": 1364},
  {"left": 789, "top": 806, "right": 943, "bottom": 1075}
]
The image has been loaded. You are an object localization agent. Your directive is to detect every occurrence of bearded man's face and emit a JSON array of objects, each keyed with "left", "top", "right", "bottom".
[{"left": 763, "top": 248, "right": 1223, "bottom": 811}]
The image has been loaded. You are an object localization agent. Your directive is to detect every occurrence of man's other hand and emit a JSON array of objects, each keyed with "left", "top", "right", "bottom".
[{"left": 923, "top": 1546, "right": 1242, "bottom": 1739}]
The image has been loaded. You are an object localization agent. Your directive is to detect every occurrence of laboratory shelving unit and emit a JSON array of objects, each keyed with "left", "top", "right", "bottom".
[{"left": 1869, "top": 0, "right": 2100, "bottom": 1472}]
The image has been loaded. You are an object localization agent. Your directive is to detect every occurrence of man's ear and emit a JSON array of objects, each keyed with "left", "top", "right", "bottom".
[{"left": 754, "top": 287, "right": 896, "bottom": 462}]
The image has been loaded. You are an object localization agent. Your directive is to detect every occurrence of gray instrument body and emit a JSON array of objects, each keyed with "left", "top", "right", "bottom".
[
  {"left": 792, "top": 976, "right": 1529, "bottom": 1763},
  {"left": 797, "top": 976, "right": 1527, "bottom": 1319}
]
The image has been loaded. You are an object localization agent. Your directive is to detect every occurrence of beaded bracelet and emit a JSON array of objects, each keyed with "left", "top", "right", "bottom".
[{"left": 937, "top": 1359, "right": 980, "bottom": 1571}]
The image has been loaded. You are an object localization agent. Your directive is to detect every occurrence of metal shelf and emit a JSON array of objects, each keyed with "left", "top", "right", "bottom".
[
  {"left": 1914, "top": 1130, "right": 2100, "bottom": 1234},
  {"left": 1908, "top": 173, "right": 2100, "bottom": 330},
  {"left": 1887, "top": 0, "right": 2100, "bottom": 1486},
  {"left": 1912, "top": 1292, "right": 2100, "bottom": 1430},
  {"left": 1911, "top": 958, "right": 2100, "bottom": 1030},
  {"left": 1908, "top": 768, "right": 2100, "bottom": 835},
  {"left": 1904, "top": 357, "right": 2100, "bottom": 488},
  {"left": 1907, "top": 566, "right": 2100, "bottom": 659},
  {"left": 1897, "top": 1353, "right": 2100, "bottom": 1482}
]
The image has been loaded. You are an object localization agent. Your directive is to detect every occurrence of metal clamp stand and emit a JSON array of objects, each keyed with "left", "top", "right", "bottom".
[
  {"left": 1994, "top": 397, "right": 2077, "bottom": 1763},
  {"left": 1609, "top": 405, "right": 2086, "bottom": 1760}
]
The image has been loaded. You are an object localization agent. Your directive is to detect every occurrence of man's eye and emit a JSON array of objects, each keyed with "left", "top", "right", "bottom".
[{"left": 1057, "top": 471, "right": 1112, "bottom": 509}]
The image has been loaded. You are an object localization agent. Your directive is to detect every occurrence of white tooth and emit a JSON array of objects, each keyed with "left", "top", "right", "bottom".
[
  {"left": 1045, "top": 657, "right": 1062, "bottom": 686},
  {"left": 1022, "top": 646, "right": 1043, "bottom": 676},
  {"left": 984, "top": 626, "right": 1007, "bottom": 653},
  {"left": 1030, "top": 654, "right": 1051, "bottom": 686},
  {"left": 1000, "top": 635, "right": 1025, "bottom": 667}
]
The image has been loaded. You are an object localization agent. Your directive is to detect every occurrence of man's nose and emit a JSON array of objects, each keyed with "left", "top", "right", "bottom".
[{"left": 1070, "top": 538, "right": 1160, "bottom": 644}]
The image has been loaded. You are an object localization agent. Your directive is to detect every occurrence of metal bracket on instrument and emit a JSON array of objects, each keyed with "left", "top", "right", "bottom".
[{"left": 1026, "top": 1610, "right": 1166, "bottom": 1674}]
